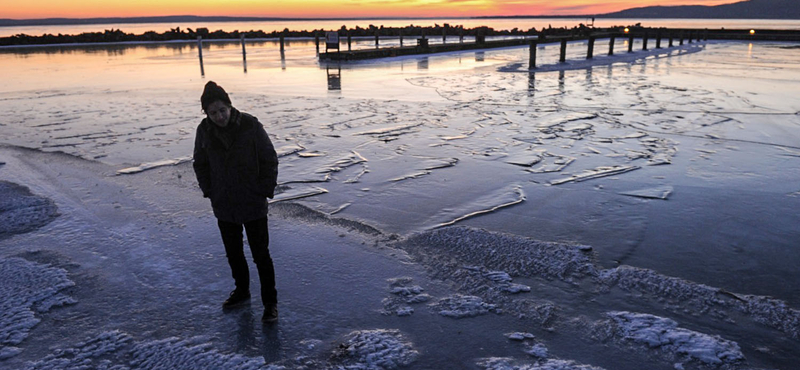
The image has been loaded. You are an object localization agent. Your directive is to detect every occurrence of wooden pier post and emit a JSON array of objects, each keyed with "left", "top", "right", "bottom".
[
  {"left": 315, "top": 33, "right": 320, "bottom": 52},
  {"left": 608, "top": 36, "right": 615, "bottom": 55},
  {"left": 679, "top": 31, "right": 684, "bottom": 45},
  {"left": 443, "top": 25, "right": 447, "bottom": 43},
  {"left": 529, "top": 40, "right": 537, "bottom": 69},
  {"left": 280, "top": 34, "right": 285, "bottom": 52},
  {"left": 347, "top": 33, "right": 352, "bottom": 51},
  {"left": 704, "top": 28, "right": 708, "bottom": 41},
  {"left": 688, "top": 31, "right": 693, "bottom": 43},
  {"left": 656, "top": 30, "right": 662, "bottom": 48},
  {"left": 559, "top": 38, "right": 567, "bottom": 63},
  {"left": 587, "top": 36, "right": 595, "bottom": 59},
  {"left": 628, "top": 34, "right": 634, "bottom": 53},
  {"left": 399, "top": 30, "right": 403, "bottom": 47},
  {"left": 241, "top": 34, "right": 247, "bottom": 72},
  {"left": 375, "top": 31, "right": 379, "bottom": 48},
  {"left": 197, "top": 36, "right": 204, "bottom": 76},
  {"left": 669, "top": 32, "right": 674, "bottom": 47},
  {"left": 642, "top": 32, "right": 649, "bottom": 50},
  {"left": 460, "top": 29, "right": 464, "bottom": 43}
]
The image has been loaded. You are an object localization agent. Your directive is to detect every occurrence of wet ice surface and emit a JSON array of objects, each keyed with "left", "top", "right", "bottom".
[{"left": 1, "top": 39, "right": 800, "bottom": 369}]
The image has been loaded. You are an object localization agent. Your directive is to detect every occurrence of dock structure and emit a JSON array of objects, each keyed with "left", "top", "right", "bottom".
[
  {"left": 318, "top": 37, "right": 533, "bottom": 61},
  {"left": 319, "top": 27, "right": 800, "bottom": 62}
]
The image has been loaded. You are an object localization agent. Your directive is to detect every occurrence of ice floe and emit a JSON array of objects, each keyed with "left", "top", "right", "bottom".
[
  {"left": 0, "top": 257, "right": 75, "bottom": 359},
  {"left": 270, "top": 186, "right": 329, "bottom": 203},
  {"left": 433, "top": 185, "right": 526, "bottom": 229},
  {"left": 549, "top": 165, "right": 640, "bottom": 185},
  {"left": 116, "top": 156, "right": 192, "bottom": 175}
]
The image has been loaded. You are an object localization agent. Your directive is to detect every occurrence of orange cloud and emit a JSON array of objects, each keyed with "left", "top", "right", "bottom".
[{"left": 5, "top": 0, "right": 738, "bottom": 19}]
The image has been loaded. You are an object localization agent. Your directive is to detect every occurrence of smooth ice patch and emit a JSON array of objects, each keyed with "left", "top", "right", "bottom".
[
  {"left": 604, "top": 311, "right": 744, "bottom": 365},
  {"left": 0, "top": 257, "right": 75, "bottom": 358},
  {"left": 331, "top": 329, "right": 419, "bottom": 370}
]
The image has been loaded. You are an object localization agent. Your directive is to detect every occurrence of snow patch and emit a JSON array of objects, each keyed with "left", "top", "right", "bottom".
[
  {"left": 604, "top": 311, "right": 744, "bottom": 365},
  {"left": 382, "top": 277, "right": 431, "bottom": 317},
  {"left": 0, "top": 257, "right": 75, "bottom": 359},
  {"left": 130, "top": 336, "right": 275, "bottom": 369},
  {"left": 0, "top": 181, "right": 59, "bottom": 238},
  {"left": 24, "top": 331, "right": 132, "bottom": 369},
  {"left": 433, "top": 295, "right": 497, "bottom": 318},
  {"left": 331, "top": 329, "right": 418, "bottom": 370}
]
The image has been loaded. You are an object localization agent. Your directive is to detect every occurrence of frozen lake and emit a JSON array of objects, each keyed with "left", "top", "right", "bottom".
[{"left": 1, "top": 36, "right": 799, "bottom": 369}]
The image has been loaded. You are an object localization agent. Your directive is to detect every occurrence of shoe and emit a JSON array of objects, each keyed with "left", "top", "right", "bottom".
[
  {"left": 222, "top": 289, "right": 250, "bottom": 309},
  {"left": 262, "top": 304, "right": 278, "bottom": 323}
]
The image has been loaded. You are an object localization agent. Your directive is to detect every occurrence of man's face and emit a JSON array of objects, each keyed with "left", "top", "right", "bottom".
[{"left": 207, "top": 100, "right": 231, "bottom": 128}]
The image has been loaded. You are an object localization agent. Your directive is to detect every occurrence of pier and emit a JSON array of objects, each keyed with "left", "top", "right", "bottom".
[{"left": 318, "top": 27, "right": 800, "bottom": 63}]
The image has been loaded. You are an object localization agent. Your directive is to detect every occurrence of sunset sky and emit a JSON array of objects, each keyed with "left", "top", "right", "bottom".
[{"left": 4, "top": 0, "right": 739, "bottom": 19}]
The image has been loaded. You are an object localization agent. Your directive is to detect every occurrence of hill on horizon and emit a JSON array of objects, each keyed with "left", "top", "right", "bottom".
[{"left": 599, "top": 0, "right": 799, "bottom": 19}]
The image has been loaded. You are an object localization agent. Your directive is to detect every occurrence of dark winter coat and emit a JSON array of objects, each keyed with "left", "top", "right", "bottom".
[{"left": 193, "top": 108, "right": 278, "bottom": 224}]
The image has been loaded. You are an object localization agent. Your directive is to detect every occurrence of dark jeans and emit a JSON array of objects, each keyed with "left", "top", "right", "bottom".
[{"left": 217, "top": 216, "right": 277, "bottom": 306}]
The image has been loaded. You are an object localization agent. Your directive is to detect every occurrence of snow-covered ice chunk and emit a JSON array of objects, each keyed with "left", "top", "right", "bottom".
[
  {"left": 505, "top": 332, "right": 535, "bottom": 341},
  {"left": 501, "top": 283, "right": 532, "bottom": 294},
  {"left": 433, "top": 295, "right": 496, "bottom": 318},
  {"left": 605, "top": 311, "right": 744, "bottom": 365},
  {"left": 523, "top": 343, "right": 549, "bottom": 358},
  {"left": 383, "top": 278, "right": 430, "bottom": 316},
  {"left": 0, "top": 257, "right": 75, "bottom": 358},
  {"left": 331, "top": 329, "right": 419, "bottom": 370}
]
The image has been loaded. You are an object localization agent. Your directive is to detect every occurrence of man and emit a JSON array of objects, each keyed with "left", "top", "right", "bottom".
[{"left": 193, "top": 81, "right": 279, "bottom": 323}]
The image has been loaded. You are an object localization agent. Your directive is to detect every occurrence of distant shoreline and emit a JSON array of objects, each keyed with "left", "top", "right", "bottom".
[
  {"left": 0, "top": 16, "right": 581, "bottom": 28},
  {"left": 2, "top": 14, "right": 798, "bottom": 28}
]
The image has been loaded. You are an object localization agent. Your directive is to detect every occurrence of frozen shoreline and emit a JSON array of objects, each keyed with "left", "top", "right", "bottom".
[
  {"left": 1, "top": 142, "right": 799, "bottom": 369},
  {"left": 1, "top": 38, "right": 800, "bottom": 369}
]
